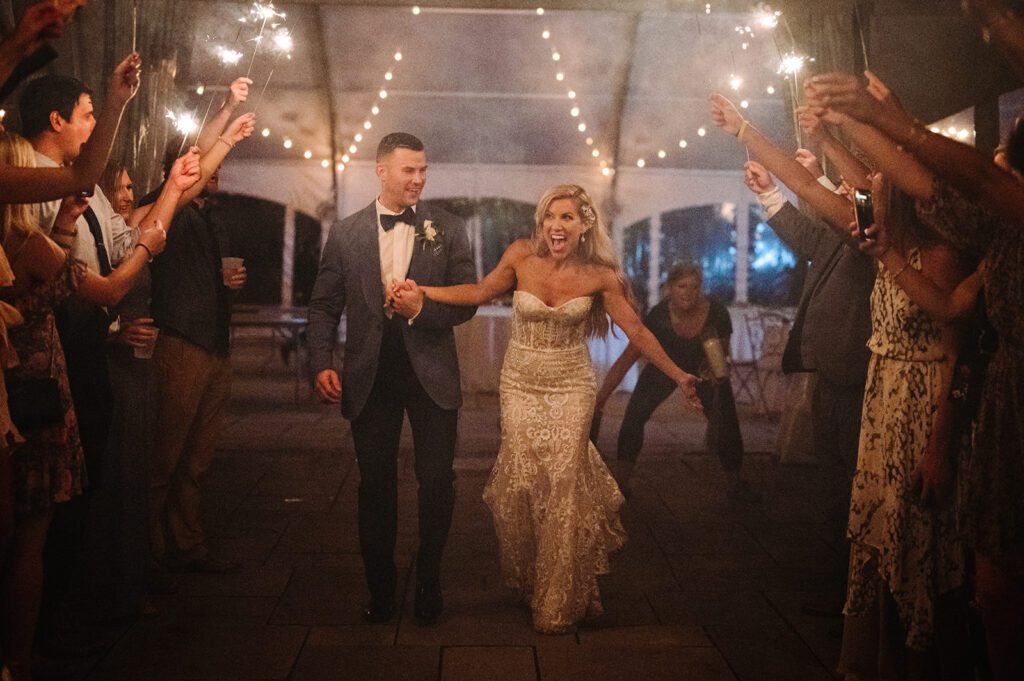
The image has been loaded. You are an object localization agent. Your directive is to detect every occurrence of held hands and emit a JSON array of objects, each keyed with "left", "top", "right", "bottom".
[
  {"left": 227, "top": 77, "right": 253, "bottom": 108},
  {"left": 709, "top": 94, "right": 744, "bottom": 136},
  {"left": 386, "top": 279, "right": 425, "bottom": 319},
  {"left": 315, "top": 369, "right": 341, "bottom": 404},
  {"left": 116, "top": 317, "right": 158, "bottom": 348},
  {"left": 170, "top": 147, "right": 202, "bottom": 192},
  {"left": 744, "top": 161, "right": 776, "bottom": 195},
  {"left": 107, "top": 52, "right": 142, "bottom": 106},
  {"left": 225, "top": 112, "right": 256, "bottom": 145}
]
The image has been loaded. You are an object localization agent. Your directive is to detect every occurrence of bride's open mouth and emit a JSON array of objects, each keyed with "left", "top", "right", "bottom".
[{"left": 549, "top": 233, "right": 568, "bottom": 251}]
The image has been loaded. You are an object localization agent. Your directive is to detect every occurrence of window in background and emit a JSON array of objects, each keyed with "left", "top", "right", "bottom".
[
  {"left": 746, "top": 205, "right": 804, "bottom": 306},
  {"left": 659, "top": 204, "right": 737, "bottom": 304},
  {"left": 622, "top": 218, "right": 651, "bottom": 312}
]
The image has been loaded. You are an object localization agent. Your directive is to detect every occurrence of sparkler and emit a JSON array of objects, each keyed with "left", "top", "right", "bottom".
[
  {"left": 252, "top": 28, "right": 294, "bottom": 114},
  {"left": 215, "top": 45, "right": 244, "bottom": 66},
  {"left": 245, "top": 2, "right": 285, "bottom": 79},
  {"left": 166, "top": 110, "right": 199, "bottom": 137},
  {"left": 131, "top": 0, "right": 138, "bottom": 53}
]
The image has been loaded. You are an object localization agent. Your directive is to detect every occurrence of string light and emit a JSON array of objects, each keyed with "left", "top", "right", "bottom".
[
  {"left": 536, "top": 7, "right": 544, "bottom": 15},
  {"left": 303, "top": 150, "right": 312, "bottom": 159},
  {"left": 363, "top": 121, "right": 372, "bottom": 130},
  {"left": 283, "top": 138, "right": 292, "bottom": 149},
  {"left": 394, "top": 51, "right": 402, "bottom": 61},
  {"left": 592, "top": 149, "right": 600, "bottom": 157},
  {"left": 698, "top": 127, "right": 707, "bottom": 137},
  {"left": 740, "top": 100, "right": 750, "bottom": 109},
  {"left": 567, "top": 90, "right": 576, "bottom": 99},
  {"left": 766, "top": 85, "right": 776, "bottom": 94},
  {"left": 349, "top": 144, "right": 357, "bottom": 153},
  {"left": 384, "top": 71, "right": 393, "bottom": 81},
  {"left": 261, "top": 127, "right": 270, "bottom": 137},
  {"left": 411, "top": 5, "right": 421, "bottom": 15},
  {"left": 354, "top": 133, "right": 363, "bottom": 142},
  {"left": 195, "top": 85, "right": 205, "bottom": 95},
  {"left": 342, "top": 154, "right": 350, "bottom": 163},
  {"left": 602, "top": 167, "right": 611, "bottom": 176},
  {"left": 657, "top": 149, "right": 666, "bottom": 158},
  {"left": 542, "top": 29, "right": 550, "bottom": 39},
  {"left": 556, "top": 72, "right": 564, "bottom": 81},
  {"left": 336, "top": 162, "right": 345, "bottom": 172},
  {"left": 320, "top": 159, "right": 330, "bottom": 168},
  {"left": 371, "top": 105, "right": 380, "bottom": 115},
  {"left": 577, "top": 122, "right": 586, "bottom": 132},
  {"left": 570, "top": 107, "right": 580, "bottom": 117},
  {"left": 636, "top": 159, "right": 646, "bottom": 168},
  {"left": 552, "top": 52, "right": 560, "bottom": 61},
  {"left": 379, "top": 89, "right": 388, "bottom": 99},
  {"left": 679, "top": 139, "right": 688, "bottom": 148},
  {"left": 705, "top": 3, "right": 711, "bottom": 14}
]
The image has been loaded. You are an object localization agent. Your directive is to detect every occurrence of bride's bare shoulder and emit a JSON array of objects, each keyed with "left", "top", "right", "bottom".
[{"left": 504, "top": 239, "right": 535, "bottom": 263}]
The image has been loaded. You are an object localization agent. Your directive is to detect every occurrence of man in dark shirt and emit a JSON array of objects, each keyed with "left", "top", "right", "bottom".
[
  {"left": 596, "top": 262, "right": 754, "bottom": 500},
  {"left": 143, "top": 165, "right": 246, "bottom": 575}
]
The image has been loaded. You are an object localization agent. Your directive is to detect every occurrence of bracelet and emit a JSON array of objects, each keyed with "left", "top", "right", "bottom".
[
  {"left": 52, "top": 228, "right": 76, "bottom": 238},
  {"left": 737, "top": 119, "right": 749, "bottom": 140},
  {"left": 891, "top": 260, "right": 911, "bottom": 280},
  {"left": 136, "top": 243, "right": 154, "bottom": 263},
  {"left": 216, "top": 136, "right": 234, "bottom": 149}
]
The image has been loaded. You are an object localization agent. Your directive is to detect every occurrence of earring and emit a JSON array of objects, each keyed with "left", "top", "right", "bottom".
[{"left": 581, "top": 233, "right": 587, "bottom": 243}]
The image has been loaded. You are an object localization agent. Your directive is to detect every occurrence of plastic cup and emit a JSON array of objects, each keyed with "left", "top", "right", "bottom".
[
  {"left": 221, "top": 257, "right": 244, "bottom": 286},
  {"left": 133, "top": 327, "right": 159, "bottom": 360}
]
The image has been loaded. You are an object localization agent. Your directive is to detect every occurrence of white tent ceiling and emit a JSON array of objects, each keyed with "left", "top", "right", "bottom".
[{"left": 181, "top": 1, "right": 812, "bottom": 172}]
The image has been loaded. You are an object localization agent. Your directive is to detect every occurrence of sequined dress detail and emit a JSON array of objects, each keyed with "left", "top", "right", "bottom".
[{"left": 483, "top": 290, "right": 626, "bottom": 633}]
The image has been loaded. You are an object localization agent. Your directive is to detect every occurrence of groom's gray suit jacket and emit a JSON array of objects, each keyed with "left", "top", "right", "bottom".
[{"left": 307, "top": 201, "right": 477, "bottom": 420}]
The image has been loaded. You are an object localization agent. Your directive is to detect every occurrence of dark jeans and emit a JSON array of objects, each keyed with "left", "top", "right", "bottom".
[
  {"left": 350, "top": 319, "right": 458, "bottom": 603},
  {"left": 617, "top": 366, "right": 744, "bottom": 472}
]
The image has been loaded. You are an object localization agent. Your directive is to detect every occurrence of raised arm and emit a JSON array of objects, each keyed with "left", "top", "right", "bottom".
[
  {"left": 600, "top": 269, "right": 701, "bottom": 411},
  {"left": 710, "top": 93, "right": 855, "bottom": 241},
  {"left": 797, "top": 105, "right": 872, "bottom": 188},
  {"left": 806, "top": 73, "right": 1024, "bottom": 228},
  {"left": 194, "top": 77, "right": 251, "bottom": 154},
  {"left": 0, "top": 2, "right": 64, "bottom": 92},
  {"left": 418, "top": 238, "right": 527, "bottom": 307},
  {"left": 0, "top": 52, "right": 140, "bottom": 202}
]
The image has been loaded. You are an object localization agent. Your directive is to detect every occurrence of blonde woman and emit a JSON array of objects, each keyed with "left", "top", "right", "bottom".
[{"left": 390, "top": 184, "right": 700, "bottom": 633}]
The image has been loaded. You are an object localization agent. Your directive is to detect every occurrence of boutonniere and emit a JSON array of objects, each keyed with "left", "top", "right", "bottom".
[{"left": 415, "top": 219, "right": 444, "bottom": 255}]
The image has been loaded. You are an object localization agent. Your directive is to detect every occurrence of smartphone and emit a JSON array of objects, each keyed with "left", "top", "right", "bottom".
[
  {"left": 79, "top": 188, "right": 94, "bottom": 198},
  {"left": 853, "top": 188, "right": 873, "bottom": 241}
]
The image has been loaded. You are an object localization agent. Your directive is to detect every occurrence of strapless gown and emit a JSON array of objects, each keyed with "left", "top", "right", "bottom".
[{"left": 483, "top": 290, "right": 627, "bottom": 633}]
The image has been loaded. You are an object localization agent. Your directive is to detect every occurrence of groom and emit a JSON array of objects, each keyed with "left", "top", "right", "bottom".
[{"left": 307, "top": 132, "right": 477, "bottom": 625}]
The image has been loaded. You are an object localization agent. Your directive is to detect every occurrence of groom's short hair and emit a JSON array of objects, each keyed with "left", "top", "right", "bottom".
[{"left": 376, "top": 132, "right": 424, "bottom": 161}]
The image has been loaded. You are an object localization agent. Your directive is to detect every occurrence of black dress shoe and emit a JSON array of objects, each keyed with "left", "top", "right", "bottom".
[
  {"left": 362, "top": 599, "right": 395, "bottom": 623},
  {"left": 414, "top": 583, "right": 443, "bottom": 626}
]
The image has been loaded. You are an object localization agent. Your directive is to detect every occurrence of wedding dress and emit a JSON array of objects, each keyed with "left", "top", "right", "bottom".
[{"left": 483, "top": 290, "right": 627, "bottom": 633}]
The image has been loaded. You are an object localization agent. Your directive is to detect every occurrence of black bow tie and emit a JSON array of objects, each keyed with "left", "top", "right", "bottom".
[{"left": 380, "top": 207, "right": 417, "bottom": 232}]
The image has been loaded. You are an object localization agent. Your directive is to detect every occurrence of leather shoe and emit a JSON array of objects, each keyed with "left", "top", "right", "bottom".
[
  {"left": 362, "top": 599, "right": 395, "bottom": 623},
  {"left": 414, "top": 583, "right": 443, "bottom": 626},
  {"left": 169, "top": 555, "right": 243, "bottom": 574}
]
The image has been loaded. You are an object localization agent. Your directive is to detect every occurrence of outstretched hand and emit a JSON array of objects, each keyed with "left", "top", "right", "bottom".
[
  {"left": 10, "top": 1, "right": 65, "bottom": 54},
  {"left": 677, "top": 373, "right": 703, "bottom": 413},
  {"left": 709, "top": 93, "right": 745, "bottom": 136}
]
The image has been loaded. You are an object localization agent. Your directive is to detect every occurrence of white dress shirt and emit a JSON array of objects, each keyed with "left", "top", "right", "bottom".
[
  {"left": 375, "top": 198, "right": 416, "bottom": 292},
  {"left": 34, "top": 151, "right": 136, "bottom": 272}
]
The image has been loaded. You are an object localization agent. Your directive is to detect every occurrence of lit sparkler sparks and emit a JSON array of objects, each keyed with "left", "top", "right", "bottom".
[
  {"left": 165, "top": 110, "right": 199, "bottom": 137},
  {"left": 271, "top": 28, "right": 294, "bottom": 55},
  {"left": 755, "top": 4, "right": 782, "bottom": 30},
  {"left": 777, "top": 51, "right": 813, "bottom": 76},
  {"left": 250, "top": 2, "right": 285, "bottom": 21},
  {"left": 215, "top": 45, "right": 244, "bottom": 66}
]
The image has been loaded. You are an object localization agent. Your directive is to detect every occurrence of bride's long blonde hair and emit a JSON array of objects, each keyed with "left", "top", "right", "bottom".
[{"left": 531, "top": 183, "right": 633, "bottom": 337}]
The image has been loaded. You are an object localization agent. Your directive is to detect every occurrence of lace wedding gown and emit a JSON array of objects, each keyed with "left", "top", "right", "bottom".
[{"left": 483, "top": 290, "right": 627, "bottom": 633}]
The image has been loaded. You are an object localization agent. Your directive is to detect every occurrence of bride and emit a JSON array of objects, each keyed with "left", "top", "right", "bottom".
[{"left": 389, "top": 183, "right": 701, "bottom": 633}]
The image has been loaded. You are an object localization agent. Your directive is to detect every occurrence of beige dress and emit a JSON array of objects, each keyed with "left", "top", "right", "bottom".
[
  {"left": 483, "top": 290, "right": 626, "bottom": 633},
  {"left": 844, "top": 249, "right": 966, "bottom": 654}
]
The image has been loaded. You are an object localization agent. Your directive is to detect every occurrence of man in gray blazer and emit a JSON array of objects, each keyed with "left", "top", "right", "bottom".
[
  {"left": 307, "top": 133, "right": 477, "bottom": 625},
  {"left": 746, "top": 161, "right": 874, "bottom": 568}
]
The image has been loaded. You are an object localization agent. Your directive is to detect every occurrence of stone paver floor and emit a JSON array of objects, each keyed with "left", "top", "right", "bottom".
[{"left": 74, "top": 342, "right": 844, "bottom": 680}]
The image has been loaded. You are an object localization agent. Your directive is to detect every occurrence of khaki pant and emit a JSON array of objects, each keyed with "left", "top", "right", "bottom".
[{"left": 149, "top": 333, "right": 231, "bottom": 563}]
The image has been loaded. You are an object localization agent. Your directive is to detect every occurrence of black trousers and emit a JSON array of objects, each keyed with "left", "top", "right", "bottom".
[
  {"left": 349, "top": 320, "right": 458, "bottom": 603},
  {"left": 616, "top": 366, "right": 745, "bottom": 472},
  {"left": 811, "top": 376, "right": 865, "bottom": 534}
]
